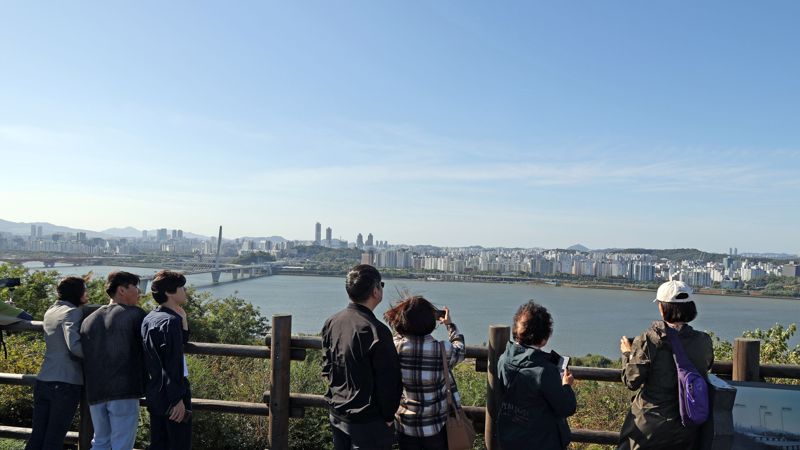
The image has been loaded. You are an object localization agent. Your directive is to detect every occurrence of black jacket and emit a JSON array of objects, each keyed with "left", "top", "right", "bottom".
[
  {"left": 141, "top": 305, "right": 191, "bottom": 415},
  {"left": 497, "top": 342, "right": 576, "bottom": 450},
  {"left": 321, "top": 302, "right": 402, "bottom": 423},
  {"left": 80, "top": 304, "right": 147, "bottom": 404}
]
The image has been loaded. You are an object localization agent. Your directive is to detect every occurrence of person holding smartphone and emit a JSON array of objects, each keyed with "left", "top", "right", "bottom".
[
  {"left": 384, "top": 295, "right": 466, "bottom": 449},
  {"left": 497, "top": 301, "right": 576, "bottom": 450}
]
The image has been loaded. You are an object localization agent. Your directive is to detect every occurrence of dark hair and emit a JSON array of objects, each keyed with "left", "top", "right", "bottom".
[
  {"left": 345, "top": 264, "right": 381, "bottom": 303},
  {"left": 513, "top": 300, "right": 553, "bottom": 347},
  {"left": 150, "top": 270, "right": 186, "bottom": 304},
  {"left": 659, "top": 301, "right": 697, "bottom": 323},
  {"left": 105, "top": 271, "right": 141, "bottom": 298},
  {"left": 384, "top": 295, "right": 437, "bottom": 337},
  {"left": 57, "top": 277, "right": 86, "bottom": 306}
]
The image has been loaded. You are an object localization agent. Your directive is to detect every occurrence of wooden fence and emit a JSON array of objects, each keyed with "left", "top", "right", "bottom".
[{"left": 1, "top": 315, "right": 799, "bottom": 449}]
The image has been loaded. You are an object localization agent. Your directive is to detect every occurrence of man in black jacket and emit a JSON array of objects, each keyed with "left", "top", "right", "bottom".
[
  {"left": 80, "top": 271, "right": 146, "bottom": 450},
  {"left": 322, "top": 264, "right": 401, "bottom": 450}
]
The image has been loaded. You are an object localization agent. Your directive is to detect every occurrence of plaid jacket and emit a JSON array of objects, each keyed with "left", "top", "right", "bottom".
[{"left": 394, "top": 323, "right": 466, "bottom": 437}]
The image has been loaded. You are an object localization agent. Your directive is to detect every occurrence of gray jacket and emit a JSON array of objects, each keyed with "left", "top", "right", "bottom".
[{"left": 38, "top": 301, "right": 84, "bottom": 385}]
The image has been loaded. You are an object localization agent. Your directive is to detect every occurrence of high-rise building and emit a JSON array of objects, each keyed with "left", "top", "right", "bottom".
[
  {"left": 157, "top": 228, "right": 168, "bottom": 241},
  {"left": 783, "top": 263, "right": 800, "bottom": 278},
  {"left": 315, "top": 222, "right": 322, "bottom": 245},
  {"left": 325, "top": 227, "right": 332, "bottom": 247},
  {"left": 366, "top": 233, "right": 374, "bottom": 247},
  {"left": 37, "top": 226, "right": 43, "bottom": 238},
  {"left": 177, "top": 229, "right": 184, "bottom": 239},
  {"left": 77, "top": 232, "right": 87, "bottom": 242},
  {"left": 30, "top": 225, "right": 36, "bottom": 238},
  {"left": 171, "top": 229, "right": 178, "bottom": 240},
  {"left": 356, "top": 233, "right": 364, "bottom": 249},
  {"left": 142, "top": 230, "right": 148, "bottom": 239}
]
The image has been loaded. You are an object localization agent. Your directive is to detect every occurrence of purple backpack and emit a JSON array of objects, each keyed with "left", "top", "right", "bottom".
[{"left": 665, "top": 325, "right": 710, "bottom": 427}]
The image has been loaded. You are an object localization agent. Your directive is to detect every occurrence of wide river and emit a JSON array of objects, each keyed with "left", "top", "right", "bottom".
[{"left": 31, "top": 265, "right": 800, "bottom": 358}]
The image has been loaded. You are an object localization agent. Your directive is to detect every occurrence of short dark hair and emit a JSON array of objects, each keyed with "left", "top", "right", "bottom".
[
  {"left": 150, "top": 270, "right": 186, "bottom": 304},
  {"left": 384, "top": 295, "right": 437, "bottom": 337},
  {"left": 513, "top": 300, "right": 553, "bottom": 347},
  {"left": 57, "top": 277, "right": 86, "bottom": 306},
  {"left": 345, "top": 265, "right": 381, "bottom": 303},
  {"left": 105, "top": 271, "right": 141, "bottom": 298},
  {"left": 660, "top": 301, "right": 698, "bottom": 323}
]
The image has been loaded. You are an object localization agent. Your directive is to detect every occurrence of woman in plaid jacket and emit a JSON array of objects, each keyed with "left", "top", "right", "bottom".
[{"left": 384, "top": 295, "right": 466, "bottom": 450}]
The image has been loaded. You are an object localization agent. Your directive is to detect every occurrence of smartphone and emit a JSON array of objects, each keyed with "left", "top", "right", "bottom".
[
  {"left": 559, "top": 356, "right": 570, "bottom": 377},
  {"left": 433, "top": 310, "right": 446, "bottom": 320}
]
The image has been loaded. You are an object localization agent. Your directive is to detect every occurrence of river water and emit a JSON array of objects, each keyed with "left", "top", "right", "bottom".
[{"left": 29, "top": 264, "right": 800, "bottom": 358}]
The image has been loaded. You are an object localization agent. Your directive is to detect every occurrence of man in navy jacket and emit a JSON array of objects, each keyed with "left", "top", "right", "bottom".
[{"left": 142, "top": 270, "right": 191, "bottom": 450}]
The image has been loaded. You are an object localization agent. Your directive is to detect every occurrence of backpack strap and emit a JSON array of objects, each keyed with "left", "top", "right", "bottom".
[{"left": 664, "top": 325, "right": 699, "bottom": 372}]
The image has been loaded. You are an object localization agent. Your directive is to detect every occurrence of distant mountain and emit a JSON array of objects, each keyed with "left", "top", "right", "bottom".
[
  {"left": 240, "top": 235, "right": 287, "bottom": 243},
  {"left": 0, "top": 218, "right": 107, "bottom": 238},
  {"left": 567, "top": 244, "right": 590, "bottom": 252},
  {"left": 102, "top": 227, "right": 211, "bottom": 240},
  {"left": 1, "top": 219, "right": 212, "bottom": 240},
  {"left": 101, "top": 227, "right": 142, "bottom": 238}
]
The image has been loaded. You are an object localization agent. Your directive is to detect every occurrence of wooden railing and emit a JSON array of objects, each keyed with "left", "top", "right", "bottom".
[{"left": 1, "top": 316, "right": 799, "bottom": 449}]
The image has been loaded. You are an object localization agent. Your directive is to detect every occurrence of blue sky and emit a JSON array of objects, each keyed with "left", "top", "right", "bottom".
[{"left": 1, "top": 2, "right": 798, "bottom": 252}]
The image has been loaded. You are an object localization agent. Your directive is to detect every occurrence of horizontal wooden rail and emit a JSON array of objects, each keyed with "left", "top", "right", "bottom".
[
  {"left": 185, "top": 342, "right": 306, "bottom": 361},
  {"left": 262, "top": 391, "right": 621, "bottom": 444},
  {"left": 0, "top": 425, "right": 78, "bottom": 443},
  {"left": 265, "top": 335, "right": 489, "bottom": 360}
]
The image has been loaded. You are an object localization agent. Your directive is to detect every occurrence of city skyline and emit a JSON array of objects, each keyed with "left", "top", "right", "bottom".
[
  {"left": 2, "top": 2, "right": 799, "bottom": 253},
  {"left": 1, "top": 216, "right": 798, "bottom": 258}
]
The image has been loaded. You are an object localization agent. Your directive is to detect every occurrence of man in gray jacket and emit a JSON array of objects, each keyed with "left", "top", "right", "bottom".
[{"left": 80, "top": 271, "right": 146, "bottom": 450}]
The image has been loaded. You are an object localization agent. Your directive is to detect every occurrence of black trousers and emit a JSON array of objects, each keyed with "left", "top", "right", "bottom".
[
  {"left": 25, "top": 380, "right": 81, "bottom": 450},
  {"left": 398, "top": 428, "right": 448, "bottom": 450},
  {"left": 149, "top": 413, "right": 191, "bottom": 450},
  {"left": 330, "top": 416, "right": 395, "bottom": 450}
]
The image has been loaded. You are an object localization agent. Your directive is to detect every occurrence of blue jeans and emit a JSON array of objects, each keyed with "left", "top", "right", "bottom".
[
  {"left": 25, "top": 380, "right": 81, "bottom": 450},
  {"left": 89, "top": 399, "right": 140, "bottom": 450}
]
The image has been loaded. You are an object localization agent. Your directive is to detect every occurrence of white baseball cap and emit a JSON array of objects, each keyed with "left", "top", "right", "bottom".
[{"left": 653, "top": 280, "right": 693, "bottom": 303}]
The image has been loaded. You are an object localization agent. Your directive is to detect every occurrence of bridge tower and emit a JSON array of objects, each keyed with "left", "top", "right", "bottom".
[{"left": 211, "top": 226, "right": 223, "bottom": 283}]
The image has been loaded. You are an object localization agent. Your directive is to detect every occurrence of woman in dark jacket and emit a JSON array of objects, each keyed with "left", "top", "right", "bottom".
[
  {"left": 618, "top": 280, "right": 714, "bottom": 450},
  {"left": 497, "top": 301, "right": 576, "bottom": 450}
]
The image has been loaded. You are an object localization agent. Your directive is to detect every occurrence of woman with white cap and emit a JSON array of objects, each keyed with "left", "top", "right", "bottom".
[{"left": 617, "top": 280, "right": 714, "bottom": 450}]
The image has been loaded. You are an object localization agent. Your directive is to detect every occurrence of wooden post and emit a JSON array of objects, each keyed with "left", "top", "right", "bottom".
[
  {"left": 485, "top": 325, "right": 510, "bottom": 450},
  {"left": 78, "top": 386, "right": 93, "bottom": 450},
  {"left": 268, "top": 315, "right": 292, "bottom": 450},
  {"left": 733, "top": 338, "right": 760, "bottom": 381}
]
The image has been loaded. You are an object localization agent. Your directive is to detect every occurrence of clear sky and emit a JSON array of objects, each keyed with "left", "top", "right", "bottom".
[{"left": 1, "top": 2, "right": 798, "bottom": 253}]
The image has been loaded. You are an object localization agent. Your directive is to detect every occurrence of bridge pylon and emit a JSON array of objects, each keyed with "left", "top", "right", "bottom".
[{"left": 211, "top": 270, "right": 221, "bottom": 283}]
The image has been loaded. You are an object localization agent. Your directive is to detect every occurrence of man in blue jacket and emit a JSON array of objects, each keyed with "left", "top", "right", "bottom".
[{"left": 141, "top": 270, "right": 191, "bottom": 450}]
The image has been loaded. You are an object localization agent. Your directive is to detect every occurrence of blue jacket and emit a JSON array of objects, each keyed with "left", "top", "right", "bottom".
[
  {"left": 141, "top": 305, "right": 190, "bottom": 415},
  {"left": 496, "top": 342, "right": 576, "bottom": 450}
]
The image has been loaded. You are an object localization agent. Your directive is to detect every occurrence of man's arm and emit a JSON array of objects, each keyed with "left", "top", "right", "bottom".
[
  {"left": 370, "top": 325, "right": 402, "bottom": 422},
  {"left": 163, "top": 317, "right": 188, "bottom": 411}
]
